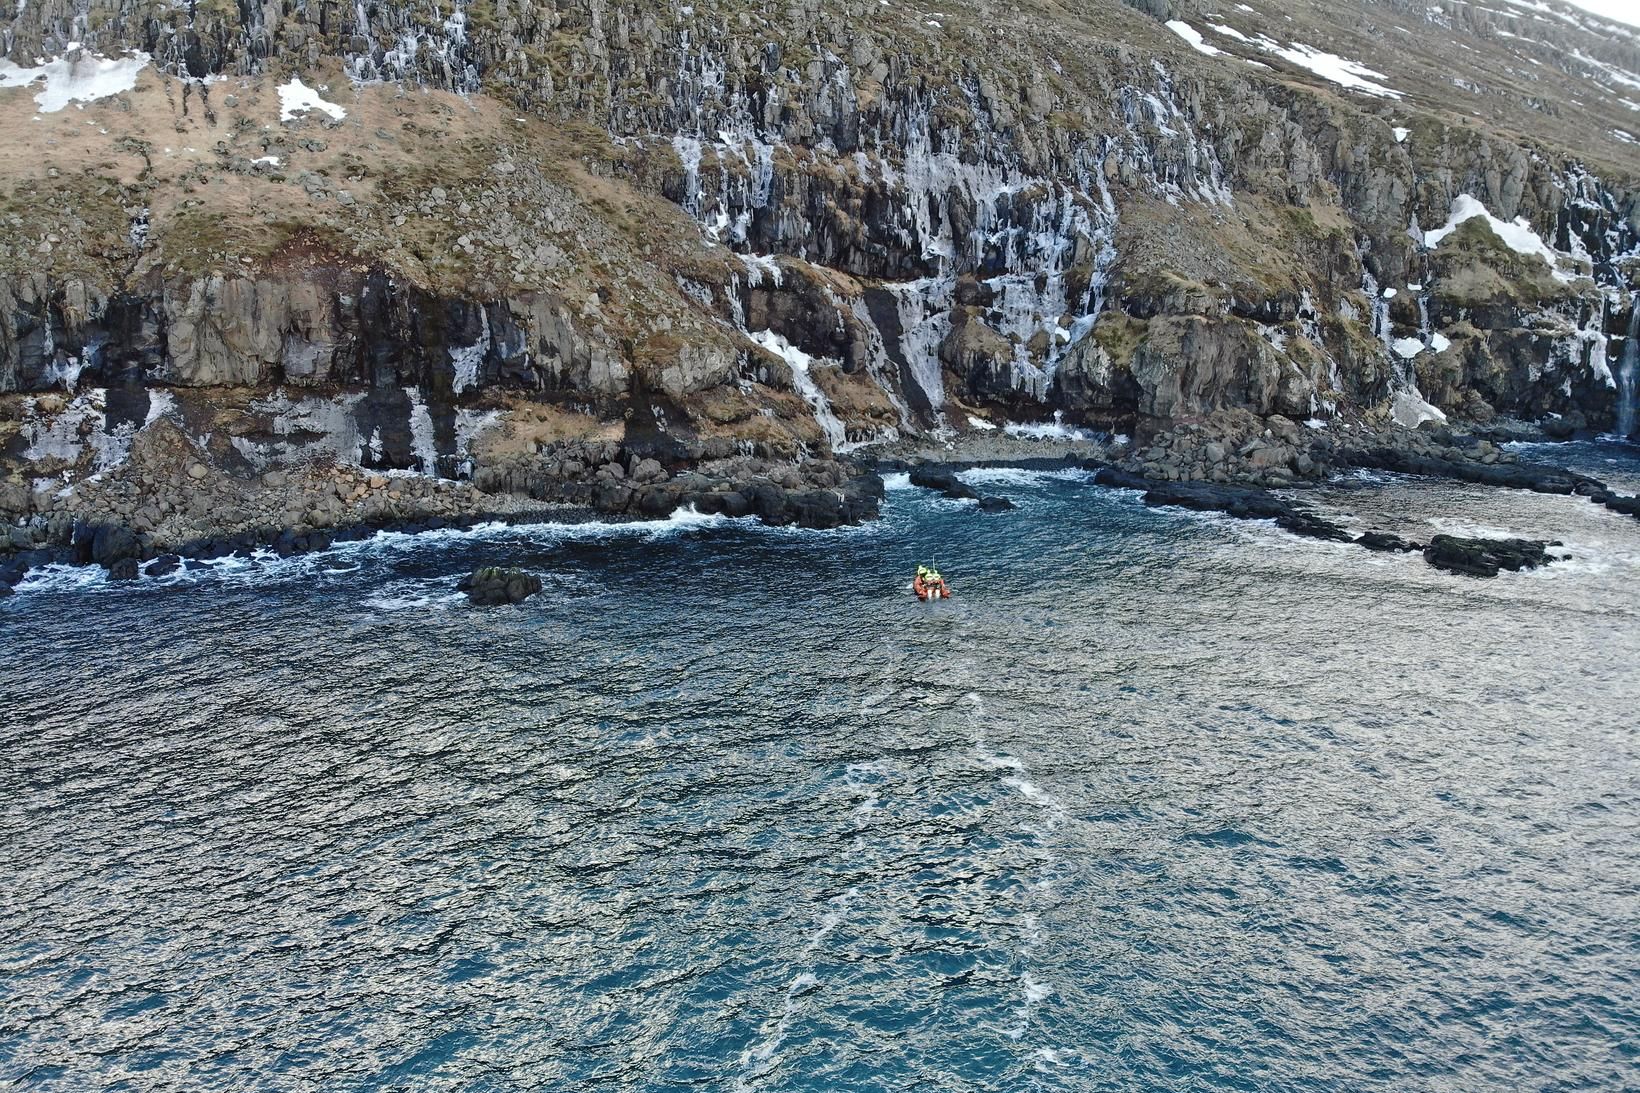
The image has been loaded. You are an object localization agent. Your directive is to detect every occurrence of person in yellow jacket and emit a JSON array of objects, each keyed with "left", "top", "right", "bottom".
[{"left": 914, "top": 565, "right": 950, "bottom": 598}]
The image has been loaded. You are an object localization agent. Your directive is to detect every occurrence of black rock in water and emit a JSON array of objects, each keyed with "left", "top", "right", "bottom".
[
  {"left": 909, "top": 466, "right": 980, "bottom": 501},
  {"left": 1091, "top": 468, "right": 1353, "bottom": 542},
  {"left": 107, "top": 557, "right": 141, "bottom": 581},
  {"left": 1355, "top": 531, "right": 1421, "bottom": 552},
  {"left": 1423, "top": 535, "right": 1559, "bottom": 578},
  {"left": 458, "top": 567, "right": 544, "bottom": 606},
  {"left": 1340, "top": 447, "right": 1592, "bottom": 495},
  {"left": 977, "top": 496, "right": 1016, "bottom": 512}
]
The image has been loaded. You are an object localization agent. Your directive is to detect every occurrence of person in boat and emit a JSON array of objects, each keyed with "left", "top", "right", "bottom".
[{"left": 914, "top": 565, "right": 950, "bottom": 598}]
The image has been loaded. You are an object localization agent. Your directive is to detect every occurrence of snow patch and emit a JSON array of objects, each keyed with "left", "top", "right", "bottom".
[
  {"left": 278, "top": 78, "right": 346, "bottom": 122},
  {"left": 1392, "top": 336, "right": 1425, "bottom": 359},
  {"left": 1256, "top": 39, "right": 1403, "bottom": 98},
  {"left": 1166, "top": 21, "right": 1224, "bottom": 56},
  {"left": 1421, "top": 193, "right": 1566, "bottom": 277},
  {"left": 0, "top": 50, "right": 149, "bottom": 112}
]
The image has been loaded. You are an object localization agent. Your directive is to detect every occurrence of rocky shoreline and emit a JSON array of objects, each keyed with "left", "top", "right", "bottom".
[{"left": 4, "top": 406, "right": 1637, "bottom": 594}]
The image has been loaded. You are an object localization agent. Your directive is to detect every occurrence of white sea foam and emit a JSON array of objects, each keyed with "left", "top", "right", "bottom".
[
  {"left": 6, "top": 508, "right": 748, "bottom": 597},
  {"left": 1002, "top": 412, "right": 1097, "bottom": 441},
  {"left": 957, "top": 467, "right": 1096, "bottom": 488},
  {"left": 360, "top": 583, "right": 466, "bottom": 612}
]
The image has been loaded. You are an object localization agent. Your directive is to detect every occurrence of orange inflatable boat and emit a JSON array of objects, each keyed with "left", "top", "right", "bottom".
[{"left": 912, "top": 567, "right": 952, "bottom": 601}]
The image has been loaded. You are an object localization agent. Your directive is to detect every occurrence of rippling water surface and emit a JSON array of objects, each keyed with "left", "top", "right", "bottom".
[{"left": 5, "top": 450, "right": 1640, "bottom": 1092}]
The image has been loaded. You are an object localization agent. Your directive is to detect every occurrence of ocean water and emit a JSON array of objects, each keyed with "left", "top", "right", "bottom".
[{"left": 3, "top": 450, "right": 1639, "bottom": 1092}]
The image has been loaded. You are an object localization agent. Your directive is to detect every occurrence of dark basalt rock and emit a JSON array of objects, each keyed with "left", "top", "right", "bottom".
[
  {"left": 1423, "top": 535, "right": 1559, "bottom": 578},
  {"left": 107, "top": 557, "right": 140, "bottom": 581},
  {"left": 1091, "top": 468, "right": 1354, "bottom": 542},
  {"left": 0, "top": 556, "right": 24, "bottom": 595},
  {"left": 458, "top": 566, "right": 544, "bottom": 606},
  {"left": 1340, "top": 447, "right": 1593, "bottom": 494},
  {"left": 977, "top": 495, "right": 1016, "bottom": 512},
  {"left": 1593, "top": 492, "right": 1640, "bottom": 519},
  {"left": 144, "top": 554, "right": 182, "bottom": 578},
  {"left": 1355, "top": 531, "right": 1421, "bottom": 552},
  {"left": 909, "top": 465, "right": 981, "bottom": 501},
  {"left": 72, "top": 521, "right": 142, "bottom": 569}
]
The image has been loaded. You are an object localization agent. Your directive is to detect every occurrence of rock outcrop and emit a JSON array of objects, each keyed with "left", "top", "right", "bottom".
[
  {"left": 0, "top": 0, "right": 1636, "bottom": 569},
  {"left": 459, "top": 567, "right": 544, "bottom": 606},
  {"left": 1424, "top": 535, "right": 1561, "bottom": 578}
]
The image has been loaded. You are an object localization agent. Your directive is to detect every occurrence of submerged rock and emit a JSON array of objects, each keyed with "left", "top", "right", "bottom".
[
  {"left": 1091, "top": 468, "right": 1354, "bottom": 542},
  {"left": 1423, "top": 535, "right": 1559, "bottom": 578},
  {"left": 458, "top": 567, "right": 544, "bottom": 606},
  {"left": 1355, "top": 531, "right": 1421, "bottom": 552}
]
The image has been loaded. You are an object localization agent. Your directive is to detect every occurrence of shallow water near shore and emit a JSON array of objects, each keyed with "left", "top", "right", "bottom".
[{"left": 4, "top": 450, "right": 1640, "bottom": 1092}]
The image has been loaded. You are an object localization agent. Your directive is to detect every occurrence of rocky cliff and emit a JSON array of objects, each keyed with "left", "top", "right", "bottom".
[{"left": 1, "top": 0, "right": 1637, "bottom": 546}]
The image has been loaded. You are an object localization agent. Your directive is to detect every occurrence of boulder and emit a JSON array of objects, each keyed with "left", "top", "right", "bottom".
[
  {"left": 457, "top": 566, "right": 544, "bottom": 606},
  {"left": 977, "top": 495, "right": 1016, "bottom": 512},
  {"left": 74, "top": 522, "right": 140, "bottom": 569}
]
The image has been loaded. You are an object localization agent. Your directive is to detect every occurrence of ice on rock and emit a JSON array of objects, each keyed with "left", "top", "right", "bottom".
[
  {"left": 448, "top": 309, "right": 491, "bottom": 395},
  {"left": 405, "top": 387, "right": 439, "bottom": 473},
  {"left": 749, "top": 330, "right": 851, "bottom": 453},
  {"left": 278, "top": 78, "right": 347, "bottom": 122},
  {"left": 1392, "top": 390, "right": 1447, "bottom": 428},
  {"left": 1393, "top": 336, "right": 1425, "bottom": 358},
  {"left": 0, "top": 50, "right": 150, "bottom": 112},
  {"left": 740, "top": 253, "right": 783, "bottom": 288}
]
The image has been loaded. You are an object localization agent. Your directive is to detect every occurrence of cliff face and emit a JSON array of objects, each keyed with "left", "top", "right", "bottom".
[{"left": 1, "top": 0, "right": 1637, "bottom": 493}]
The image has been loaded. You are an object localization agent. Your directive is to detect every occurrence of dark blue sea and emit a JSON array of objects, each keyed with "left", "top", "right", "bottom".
[{"left": 4, "top": 445, "right": 1639, "bottom": 1091}]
